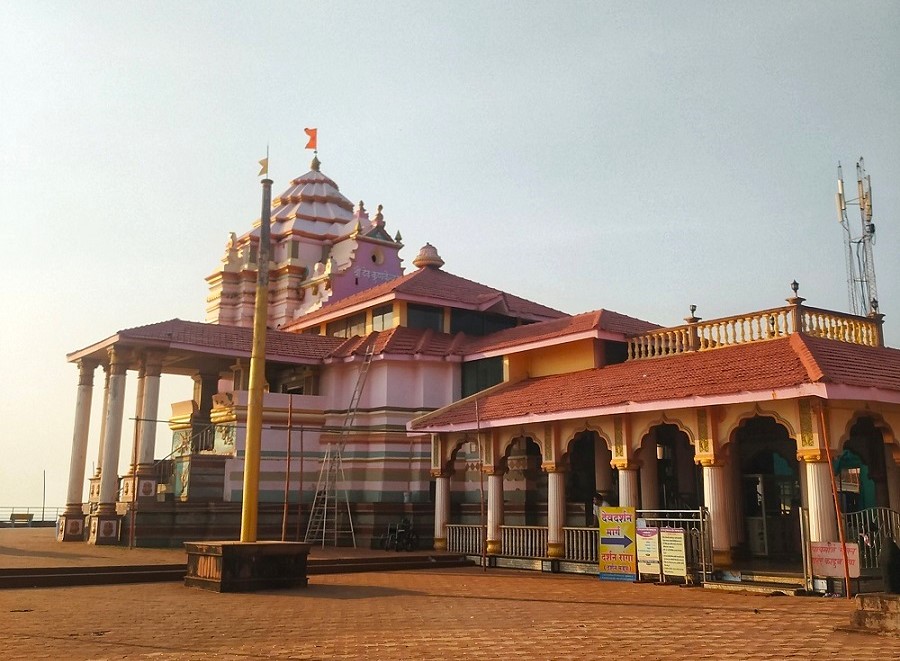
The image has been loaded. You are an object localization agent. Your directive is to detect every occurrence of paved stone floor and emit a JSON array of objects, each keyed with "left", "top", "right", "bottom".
[
  {"left": 1, "top": 566, "right": 897, "bottom": 660},
  {"left": 1, "top": 529, "right": 898, "bottom": 659}
]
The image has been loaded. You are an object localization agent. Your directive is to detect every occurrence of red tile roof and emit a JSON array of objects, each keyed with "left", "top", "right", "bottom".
[
  {"left": 410, "top": 333, "right": 900, "bottom": 429},
  {"left": 462, "top": 309, "right": 661, "bottom": 354},
  {"left": 281, "top": 266, "right": 568, "bottom": 331},
  {"left": 328, "top": 326, "right": 467, "bottom": 359},
  {"left": 71, "top": 319, "right": 345, "bottom": 362}
]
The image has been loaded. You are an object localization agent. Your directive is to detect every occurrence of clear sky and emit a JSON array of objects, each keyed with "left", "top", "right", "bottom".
[{"left": 1, "top": 2, "right": 898, "bottom": 511}]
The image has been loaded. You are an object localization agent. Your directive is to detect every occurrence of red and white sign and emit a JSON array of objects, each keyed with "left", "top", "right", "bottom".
[{"left": 810, "top": 542, "right": 860, "bottom": 579}]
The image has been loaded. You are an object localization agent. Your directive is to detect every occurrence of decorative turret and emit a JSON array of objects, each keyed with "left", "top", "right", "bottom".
[{"left": 413, "top": 243, "right": 445, "bottom": 270}]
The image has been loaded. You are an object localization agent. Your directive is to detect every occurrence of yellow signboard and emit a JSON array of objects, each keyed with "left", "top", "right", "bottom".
[{"left": 598, "top": 507, "right": 636, "bottom": 581}]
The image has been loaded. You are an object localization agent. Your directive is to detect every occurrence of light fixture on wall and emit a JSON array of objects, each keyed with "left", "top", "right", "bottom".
[{"left": 656, "top": 443, "right": 665, "bottom": 460}]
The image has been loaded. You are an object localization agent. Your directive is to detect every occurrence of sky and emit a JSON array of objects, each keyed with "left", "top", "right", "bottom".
[{"left": 1, "top": 1, "right": 898, "bottom": 513}]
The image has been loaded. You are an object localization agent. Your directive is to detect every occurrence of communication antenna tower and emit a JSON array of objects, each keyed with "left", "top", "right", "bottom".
[{"left": 835, "top": 157, "right": 878, "bottom": 316}]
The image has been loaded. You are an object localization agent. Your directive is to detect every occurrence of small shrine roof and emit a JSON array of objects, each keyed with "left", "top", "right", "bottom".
[{"left": 461, "top": 309, "right": 661, "bottom": 355}]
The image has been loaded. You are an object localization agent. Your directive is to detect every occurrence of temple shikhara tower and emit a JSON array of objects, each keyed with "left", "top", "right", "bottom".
[{"left": 59, "top": 150, "right": 900, "bottom": 593}]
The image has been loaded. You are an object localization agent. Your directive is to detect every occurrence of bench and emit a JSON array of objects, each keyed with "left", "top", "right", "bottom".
[{"left": 9, "top": 513, "right": 34, "bottom": 527}]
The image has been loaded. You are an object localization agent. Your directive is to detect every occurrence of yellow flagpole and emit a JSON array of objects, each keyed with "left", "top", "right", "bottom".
[{"left": 240, "top": 173, "right": 273, "bottom": 542}]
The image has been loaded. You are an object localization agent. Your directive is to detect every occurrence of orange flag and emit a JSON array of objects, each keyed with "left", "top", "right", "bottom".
[{"left": 304, "top": 127, "right": 318, "bottom": 150}]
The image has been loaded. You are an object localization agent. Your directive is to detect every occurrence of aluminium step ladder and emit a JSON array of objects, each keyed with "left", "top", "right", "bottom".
[{"left": 304, "top": 343, "right": 375, "bottom": 547}]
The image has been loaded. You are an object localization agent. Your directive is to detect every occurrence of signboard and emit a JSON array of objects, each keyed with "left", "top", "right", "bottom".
[
  {"left": 598, "top": 507, "right": 636, "bottom": 582},
  {"left": 660, "top": 527, "right": 688, "bottom": 578},
  {"left": 810, "top": 542, "right": 860, "bottom": 579},
  {"left": 636, "top": 527, "right": 660, "bottom": 576}
]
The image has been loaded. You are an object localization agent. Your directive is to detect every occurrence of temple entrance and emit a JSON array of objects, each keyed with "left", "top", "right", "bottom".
[
  {"left": 836, "top": 416, "right": 889, "bottom": 513},
  {"left": 734, "top": 417, "right": 802, "bottom": 562},
  {"left": 504, "top": 437, "right": 547, "bottom": 526},
  {"left": 653, "top": 424, "right": 700, "bottom": 510}
]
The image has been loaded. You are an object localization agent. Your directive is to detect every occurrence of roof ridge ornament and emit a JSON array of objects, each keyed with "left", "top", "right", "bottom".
[
  {"left": 412, "top": 243, "right": 445, "bottom": 269},
  {"left": 311, "top": 155, "right": 321, "bottom": 172}
]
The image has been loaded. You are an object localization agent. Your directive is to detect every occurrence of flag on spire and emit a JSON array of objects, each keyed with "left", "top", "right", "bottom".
[
  {"left": 304, "top": 127, "right": 318, "bottom": 150},
  {"left": 258, "top": 157, "right": 268, "bottom": 176}
]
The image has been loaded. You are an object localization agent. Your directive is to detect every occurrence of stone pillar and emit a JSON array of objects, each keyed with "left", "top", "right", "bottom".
[
  {"left": 703, "top": 462, "right": 732, "bottom": 566},
  {"left": 88, "top": 365, "right": 111, "bottom": 505},
  {"left": 547, "top": 468, "right": 566, "bottom": 558},
  {"left": 134, "top": 353, "right": 163, "bottom": 500},
  {"left": 639, "top": 443, "right": 659, "bottom": 510},
  {"left": 618, "top": 467, "right": 639, "bottom": 508},
  {"left": 805, "top": 459, "right": 838, "bottom": 542},
  {"left": 433, "top": 474, "right": 450, "bottom": 551},
  {"left": 486, "top": 473, "right": 504, "bottom": 555},
  {"left": 58, "top": 359, "right": 98, "bottom": 542},
  {"left": 89, "top": 347, "right": 128, "bottom": 545}
]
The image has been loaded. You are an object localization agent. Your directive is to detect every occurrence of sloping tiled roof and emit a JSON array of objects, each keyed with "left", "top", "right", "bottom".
[
  {"left": 282, "top": 266, "right": 568, "bottom": 331},
  {"left": 410, "top": 333, "right": 900, "bottom": 429},
  {"left": 328, "top": 326, "right": 468, "bottom": 359},
  {"left": 462, "top": 309, "right": 661, "bottom": 354},
  {"left": 80, "top": 319, "right": 344, "bottom": 361}
]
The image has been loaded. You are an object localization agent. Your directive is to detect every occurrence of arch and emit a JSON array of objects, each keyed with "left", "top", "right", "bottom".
[
  {"left": 724, "top": 404, "right": 797, "bottom": 444},
  {"left": 634, "top": 413, "right": 696, "bottom": 449},
  {"left": 561, "top": 420, "right": 614, "bottom": 454},
  {"left": 838, "top": 410, "right": 897, "bottom": 449}
]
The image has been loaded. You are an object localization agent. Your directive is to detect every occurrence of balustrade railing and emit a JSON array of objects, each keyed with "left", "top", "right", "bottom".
[
  {"left": 446, "top": 524, "right": 484, "bottom": 555},
  {"left": 501, "top": 525, "right": 547, "bottom": 557},
  {"left": 563, "top": 526, "right": 598, "bottom": 563},
  {"left": 843, "top": 507, "right": 900, "bottom": 571},
  {"left": 628, "top": 304, "right": 881, "bottom": 360}
]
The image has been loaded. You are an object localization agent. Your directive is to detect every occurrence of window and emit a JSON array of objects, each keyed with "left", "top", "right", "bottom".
[
  {"left": 372, "top": 304, "right": 393, "bottom": 331},
  {"left": 461, "top": 357, "right": 504, "bottom": 397},
  {"left": 326, "top": 312, "right": 367, "bottom": 338},
  {"left": 407, "top": 304, "right": 443, "bottom": 332},
  {"left": 450, "top": 309, "right": 517, "bottom": 336}
]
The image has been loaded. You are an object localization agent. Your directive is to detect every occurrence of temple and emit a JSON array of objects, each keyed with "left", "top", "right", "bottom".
[{"left": 59, "top": 154, "right": 900, "bottom": 585}]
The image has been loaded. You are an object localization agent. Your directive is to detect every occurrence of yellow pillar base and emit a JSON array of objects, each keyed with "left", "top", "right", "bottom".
[
  {"left": 486, "top": 539, "right": 502, "bottom": 555},
  {"left": 547, "top": 542, "right": 565, "bottom": 558},
  {"left": 433, "top": 537, "right": 447, "bottom": 551},
  {"left": 713, "top": 548, "right": 733, "bottom": 568}
]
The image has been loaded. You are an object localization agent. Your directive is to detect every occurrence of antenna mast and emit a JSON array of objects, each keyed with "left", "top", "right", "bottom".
[{"left": 835, "top": 157, "right": 878, "bottom": 316}]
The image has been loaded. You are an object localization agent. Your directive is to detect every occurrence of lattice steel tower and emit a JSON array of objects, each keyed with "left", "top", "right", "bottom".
[{"left": 835, "top": 157, "right": 879, "bottom": 316}]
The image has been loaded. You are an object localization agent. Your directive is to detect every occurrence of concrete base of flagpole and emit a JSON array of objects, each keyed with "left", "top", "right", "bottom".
[{"left": 184, "top": 541, "right": 311, "bottom": 593}]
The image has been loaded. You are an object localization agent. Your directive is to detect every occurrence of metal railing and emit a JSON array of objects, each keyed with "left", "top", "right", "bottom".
[
  {"left": 0, "top": 506, "right": 64, "bottom": 522},
  {"left": 446, "top": 524, "right": 484, "bottom": 554},
  {"left": 635, "top": 508, "right": 713, "bottom": 582},
  {"left": 843, "top": 507, "right": 900, "bottom": 571},
  {"left": 501, "top": 525, "right": 547, "bottom": 557},
  {"left": 564, "top": 526, "right": 598, "bottom": 563}
]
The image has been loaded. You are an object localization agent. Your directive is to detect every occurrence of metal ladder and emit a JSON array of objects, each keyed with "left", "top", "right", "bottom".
[{"left": 304, "top": 343, "right": 375, "bottom": 547}]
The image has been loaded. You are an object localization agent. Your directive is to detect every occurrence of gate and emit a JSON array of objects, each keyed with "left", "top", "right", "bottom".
[{"left": 843, "top": 507, "right": 900, "bottom": 571}]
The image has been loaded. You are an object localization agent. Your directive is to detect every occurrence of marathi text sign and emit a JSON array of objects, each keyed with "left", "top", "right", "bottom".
[
  {"left": 660, "top": 527, "right": 688, "bottom": 578},
  {"left": 810, "top": 542, "right": 860, "bottom": 579},
  {"left": 598, "top": 507, "right": 636, "bottom": 582},
  {"left": 636, "top": 527, "right": 660, "bottom": 576}
]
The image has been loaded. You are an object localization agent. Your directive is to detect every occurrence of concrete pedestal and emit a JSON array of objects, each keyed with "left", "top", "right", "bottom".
[
  {"left": 87, "top": 513, "right": 121, "bottom": 545},
  {"left": 184, "top": 541, "right": 311, "bottom": 593},
  {"left": 56, "top": 512, "right": 86, "bottom": 542},
  {"left": 849, "top": 594, "right": 900, "bottom": 634}
]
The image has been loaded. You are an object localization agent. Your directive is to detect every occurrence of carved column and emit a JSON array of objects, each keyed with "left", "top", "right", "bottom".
[
  {"left": 134, "top": 353, "right": 163, "bottom": 500},
  {"left": 618, "top": 467, "right": 640, "bottom": 508},
  {"left": 486, "top": 473, "right": 504, "bottom": 555},
  {"left": 805, "top": 458, "right": 838, "bottom": 542},
  {"left": 58, "top": 359, "right": 98, "bottom": 542},
  {"left": 121, "top": 357, "right": 146, "bottom": 502},
  {"left": 433, "top": 473, "right": 450, "bottom": 551},
  {"left": 546, "top": 468, "right": 566, "bottom": 558},
  {"left": 89, "top": 347, "right": 128, "bottom": 545},
  {"left": 702, "top": 461, "right": 732, "bottom": 566}
]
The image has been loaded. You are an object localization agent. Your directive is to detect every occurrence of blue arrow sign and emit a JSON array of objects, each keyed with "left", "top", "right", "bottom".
[{"left": 601, "top": 534, "right": 633, "bottom": 547}]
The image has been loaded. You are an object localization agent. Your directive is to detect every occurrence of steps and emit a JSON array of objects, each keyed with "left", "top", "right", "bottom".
[{"left": 704, "top": 570, "right": 806, "bottom": 595}]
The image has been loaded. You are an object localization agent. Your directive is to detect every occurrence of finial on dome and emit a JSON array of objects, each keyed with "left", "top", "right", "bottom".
[
  {"left": 394, "top": 230, "right": 403, "bottom": 243},
  {"left": 373, "top": 204, "right": 384, "bottom": 226},
  {"left": 358, "top": 200, "right": 366, "bottom": 213},
  {"left": 413, "top": 243, "right": 445, "bottom": 269},
  {"left": 311, "top": 155, "right": 321, "bottom": 171}
]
